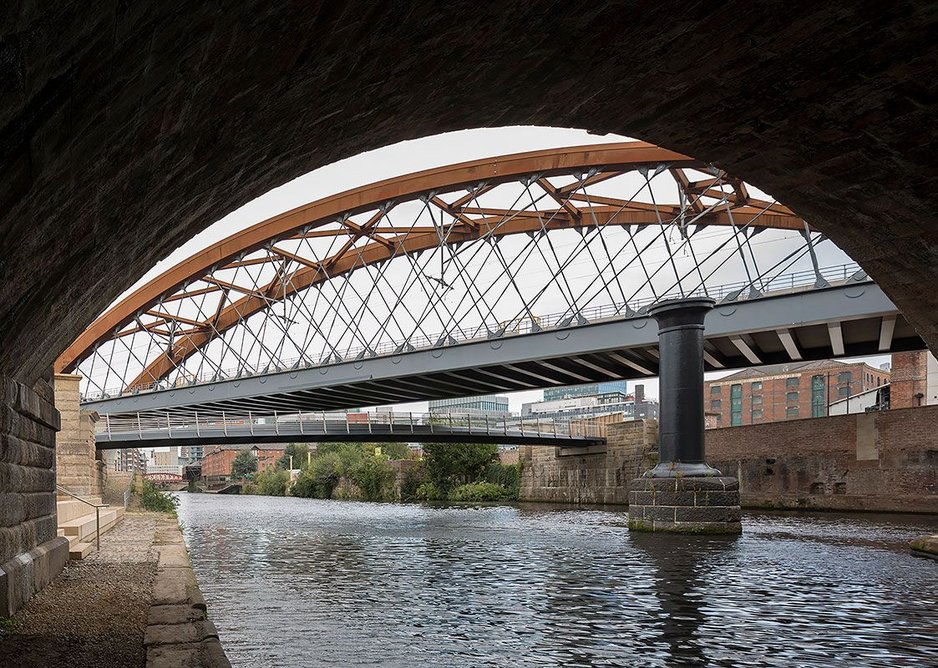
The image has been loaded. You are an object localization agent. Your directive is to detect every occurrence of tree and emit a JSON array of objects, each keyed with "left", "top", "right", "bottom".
[
  {"left": 422, "top": 442, "right": 499, "bottom": 492},
  {"left": 277, "top": 443, "right": 311, "bottom": 470},
  {"left": 231, "top": 450, "right": 257, "bottom": 479}
]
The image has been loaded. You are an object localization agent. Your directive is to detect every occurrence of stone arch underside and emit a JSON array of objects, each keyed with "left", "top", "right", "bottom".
[{"left": 2, "top": 2, "right": 937, "bottom": 385}]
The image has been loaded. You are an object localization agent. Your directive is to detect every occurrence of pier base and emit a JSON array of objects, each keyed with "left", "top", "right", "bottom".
[{"left": 628, "top": 476, "right": 742, "bottom": 534}]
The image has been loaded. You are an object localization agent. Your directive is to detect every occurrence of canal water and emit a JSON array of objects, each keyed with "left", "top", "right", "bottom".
[{"left": 176, "top": 494, "right": 938, "bottom": 667}]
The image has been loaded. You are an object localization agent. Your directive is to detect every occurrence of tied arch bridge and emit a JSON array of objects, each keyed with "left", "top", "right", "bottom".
[{"left": 53, "top": 143, "right": 921, "bottom": 454}]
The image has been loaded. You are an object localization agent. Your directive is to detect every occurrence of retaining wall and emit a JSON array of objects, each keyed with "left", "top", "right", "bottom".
[
  {"left": 0, "top": 374, "right": 69, "bottom": 616},
  {"left": 707, "top": 405, "right": 938, "bottom": 513},
  {"left": 519, "top": 420, "right": 658, "bottom": 504}
]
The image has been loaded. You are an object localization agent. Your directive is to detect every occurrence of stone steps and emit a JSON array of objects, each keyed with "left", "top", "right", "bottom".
[{"left": 56, "top": 499, "right": 126, "bottom": 560}]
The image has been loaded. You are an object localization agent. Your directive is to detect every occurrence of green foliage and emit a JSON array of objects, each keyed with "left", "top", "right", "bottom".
[
  {"left": 449, "top": 481, "right": 511, "bottom": 502},
  {"left": 139, "top": 480, "right": 179, "bottom": 514},
  {"left": 255, "top": 469, "right": 290, "bottom": 496},
  {"left": 375, "top": 441, "right": 412, "bottom": 461},
  {"left": 422, "top": 442, "right": 499, "bottom": 492},
  {"left": 277, "top": 443, "right": 311, "bottom": 470},
  {"left": 0, "top": 617, "right": 17, "bottom": 636},
  {"left": 400, "top": 462, "right": 429, "bottom": 501},
  {"left": 415, "top": 481, "right": 446, "bottom": 501},
  {"left": 231, "top": 450, "right": 257, "bottom": 479},
  {"left": 292, "top": 451, "right": 343, "bottom": 498},
  {"left": 484, "top": 462, "right": 521, "bottom": 500},
  {"left": 350, "top": 456, "right": 395, "bottom": 501}
]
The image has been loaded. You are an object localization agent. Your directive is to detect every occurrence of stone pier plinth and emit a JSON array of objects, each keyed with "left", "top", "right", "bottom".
[{"left": 628, "top": 477, "right": 741, "bottom": 534}]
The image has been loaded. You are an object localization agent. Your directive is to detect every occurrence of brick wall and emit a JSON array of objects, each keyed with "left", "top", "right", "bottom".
[
  {"left": 706, "top": 406, "right": 938, "bottom": 512},
  {"left": 890, "top": 351, "right": 927, "bottom": 409},
  {"left": 519, "top": 420, "right": 658, "bottom": 504},
  {"left": 0, "top": 374, "right": 69, "bottom": 615}
]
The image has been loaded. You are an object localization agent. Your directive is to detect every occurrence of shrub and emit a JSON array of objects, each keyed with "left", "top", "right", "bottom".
[
  {"left": 139, "top": 480, "right": 178, "bottom": 514},
  {"left": 415, "top": 481, "right": 446, "bottom": 501},
  {"left": 292, "top": 452, "right": 342, "bottom": 498},
  {"left": 485, "top": 462, "right": 521, "bottom": 500},
  {"left": 350, "top": 456, "right": 395, "bottom": 502},
  {"left": 255, "top": 469, "right": 290, "bottom": 496},
  {"left": 449, "top": 481, "right": 510, "bottom": 502},
  {"left": 400, "top": 462, "right": 428, "bottom": 501},
  {"left": 422, "top": 442, "right": 499, "bottom": 492}
]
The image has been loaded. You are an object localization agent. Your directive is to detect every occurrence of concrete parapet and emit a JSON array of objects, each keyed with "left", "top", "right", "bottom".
[{"left": 628, "top": 476, "right": 742, "bottom": 534}]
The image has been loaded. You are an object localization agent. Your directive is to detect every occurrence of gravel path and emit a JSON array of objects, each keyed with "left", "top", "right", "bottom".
[{"left": 0, "top": 512, "right": 161, "bottom": 668}]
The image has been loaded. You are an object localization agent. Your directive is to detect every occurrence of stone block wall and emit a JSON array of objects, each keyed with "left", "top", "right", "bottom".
[
  {"left": 519, "top": 420, "right": 658, "bottom": 504},
  {"left": 0, "top": 374, "right": 69, "bottom": 616},
  {"left": 54, "top": 373, "right": 102, "bottom": 497},
  {"left": 706, "top": 405, "right": 938, "bottom": 513}
]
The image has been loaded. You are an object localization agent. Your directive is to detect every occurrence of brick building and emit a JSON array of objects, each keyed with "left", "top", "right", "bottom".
[
  {"left": 705, "top": 360, "right": 890, "bottom": 427},
  {"left": 201, "top": 444, "right": 286, "bottom": 483},
  {"left": 890, "top": 350, "right": 938, "bottom": 408}
]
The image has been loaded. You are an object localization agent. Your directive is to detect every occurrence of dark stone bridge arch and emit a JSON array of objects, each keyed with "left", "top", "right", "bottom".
[{"left": 1, "top": 1, "right": 937, "bottom": 384}]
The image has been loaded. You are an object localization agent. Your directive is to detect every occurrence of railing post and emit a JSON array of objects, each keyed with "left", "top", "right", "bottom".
[
  {"left": 468, "top": 413, "right": 473, "bottom": 435},
  {"left": 503, "top": 415, "right": 508, "bottom": 436},
  {"left": 274, "top": 410, "right": 279, "bottom": 435},
  {"left": 299, "top": 411, "right": 304, "bottom": 435},
  {"left": 222, "top": 411, "right": 228, "bottom": 436},
  {"left": 368, "top": 412, "right": 372, "bottom": 434},
  {"left": 486, "top": 415, "right": 491, "bottom": 436},
  {"left": 137, "top": 413, "right": 143, "bottom": 440},
  {"left": 409, "top": 411, "right": 414, "bottom": 433},
  {"left": 96, "top": 506, "right": 101, "bottom": 552},
  {"left": 195, "top": 410, "right": 200, "bottom": 437},
  {"left": 249, "top": 411, "right": 254, "bottom": 436},
  {"left": 106, "top": 414, "right": 112, "bottom": 437},
  {"left": 536, "top": 416, "right": 542, "bottom": 434},
  {"left": 553, "top": 418, "right": 557, "bottom": 437}
]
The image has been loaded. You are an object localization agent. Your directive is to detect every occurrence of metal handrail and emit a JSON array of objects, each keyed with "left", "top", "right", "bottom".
[{"left": 56, "top": 484, "right": 108, "bottom": 552}]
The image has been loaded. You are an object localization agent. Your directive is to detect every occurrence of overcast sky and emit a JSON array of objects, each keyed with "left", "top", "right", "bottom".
[{"left": 116, "top": 126, "right": 888, "bottom": 414}]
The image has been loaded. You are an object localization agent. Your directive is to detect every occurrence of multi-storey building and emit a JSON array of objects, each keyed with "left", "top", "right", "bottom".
[
  {"left": 543, "top": 380, "right": 627, "bottom": 402},
  {"left": 201, "top": 444, "right": 286, "bottom": 483},
  {"left": 179, "top": 445, "right": 205, "bottom": 464},
  {"left": 104, "top": 448, "right": 146, "bottom": 472},
  {"left": 428, "top": 395, "right": 510, "bottom": 415},
  {"left": 522, "top": 384, "right": 658, "bottom": 424},
  {"left": 705, "top": 360, "right": 890, "bottom": 427}
]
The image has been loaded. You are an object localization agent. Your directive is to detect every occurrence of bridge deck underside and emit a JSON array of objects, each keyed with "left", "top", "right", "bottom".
[{"left": 84, "top": 284, "right": 922, "bottom": 422}]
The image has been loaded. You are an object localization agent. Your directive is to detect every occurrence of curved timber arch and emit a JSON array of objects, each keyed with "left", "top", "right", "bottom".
[{"left": 60, "top": 141, "right": 817, "bottom": 398}]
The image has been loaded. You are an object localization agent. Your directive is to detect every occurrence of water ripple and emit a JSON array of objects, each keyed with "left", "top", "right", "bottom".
[{"left": 176, "top": 495, "right": 938, "bottom": 668}]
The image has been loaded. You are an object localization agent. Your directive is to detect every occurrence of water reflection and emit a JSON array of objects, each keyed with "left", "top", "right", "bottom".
[{"left": 176, "top": 495, "right": 938, "bottom": 667}]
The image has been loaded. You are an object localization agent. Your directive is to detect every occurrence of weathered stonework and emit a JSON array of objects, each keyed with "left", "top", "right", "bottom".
[
  {"left": 706, "top": 405, "right": 938, "bottom": 513},
  {"left": 0, "top": 374, "right": 69, "bottom": 616},
  {"left": 53, "top": 373, "right": 103, "bottom": 497},
  {"left": 1, "top": 5, "right": 938, "bottom": 389},
  {"left": 628, "top": 476, "right": 742, "bottom": 534},
  {"left": 519, "top": 420, "right": 658, "bottom": 504}
]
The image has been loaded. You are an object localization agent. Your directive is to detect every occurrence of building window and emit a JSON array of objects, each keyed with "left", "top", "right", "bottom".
[
  {"left": 838, "top": 386, "right": 850, "bottom": 398},
  {"left": 730, "top": 384, "right": 742, "bottom": 426},
  {"left": 710, "top": 399, "right": 722, "bottom": 411},
  {"left": 837, "top": 371, "right": 852, "bottom": 384},
  {"left": 752, "top": 409, "right": 764, "bottom": 420},
  {"left": 751, "top": 381, "right": 763, "bottom": 391},
  {"left": 751, "top": 395, "right": 764, "bottom": 406},
  {"left": 710, "top": 386, "right": 722, "bottom": 396},
  {"left": 811, "top": 375, "right": 826, "bottom": 418},
  {"left": 786, "top": 391, "right": 799, "bottom": 403},
  {"left": 786, "top": 377, "right": 799, "bottom": 389},
  {"left": 786, "top": 406, "right": 800, "bottom": 418}
]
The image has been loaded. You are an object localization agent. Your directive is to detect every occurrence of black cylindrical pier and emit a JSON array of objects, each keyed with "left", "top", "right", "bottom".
[{"left": 644, "top": 297, "right": 721, "bottom": 478}]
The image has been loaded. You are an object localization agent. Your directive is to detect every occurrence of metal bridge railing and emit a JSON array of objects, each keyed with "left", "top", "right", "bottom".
[
  {"left": 83, "top": 262, "right": 864, "bottom": 402},
  {"left": 97, "top": 410, "right": 606, "bottom": 441}
]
